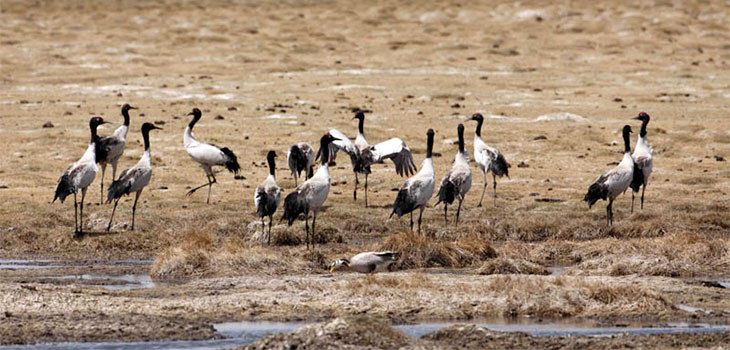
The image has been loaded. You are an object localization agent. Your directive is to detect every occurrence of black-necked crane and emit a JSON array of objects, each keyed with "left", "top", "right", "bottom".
[
  {"left": 183, "top": 108, "right": 240, "bottom": 204},
  {"left": 388, "top": 128, "right": 436, "bottom": 233},
  {"left": 630, "top": 112, "right": 653, "bottom": 213},
  {"left": 53, "top": 117, "right": 111, "bottom": 234},
  {"left": 329, "top": 251, "right": 400, "bottom": 273},
  {"left": 255, "top": 150, "right": 282, "bottom": 244},
  {"left": 584, "top": 125, "right": 635, "bottom": 225},
  {"left": 435, "top": 124, "right": 472, "bottom": 226},
  {"left": 281, "top": 132, "right": 339, "bottom": 248},
  {"left": 470, "top": 113, "right": 509, "bottom": 207},
  {"left": 97, "top": 103, "right": 138, "bottom": 204},
  {"left": 287, "top": 142, "right": 314, "bottom": 186},
  {"left": 106, "top": 122, "right": 162, "bottom": 231},
  {"left": 328, "top": 111, "right": 416, "bottom": 207}
]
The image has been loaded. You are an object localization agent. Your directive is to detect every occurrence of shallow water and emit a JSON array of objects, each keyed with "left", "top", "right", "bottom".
[
  {"left": 2, "top": 320, "right": 729, "bottom": 350},
  {"left": 51, "top": 273, "right": 155, "bottom": 290}
]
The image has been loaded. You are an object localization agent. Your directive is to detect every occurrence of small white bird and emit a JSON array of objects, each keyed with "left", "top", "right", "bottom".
[
  {"left": 327, "top": 111, "right": 417, "bottom": 207},
  {"left": 287, "top": 142, "right": 314, "bottom": 186},
  {"left": 329, "top": 251, "right": 400, "bottom": 273},
  {"left": 584, "top": 125, "right": 635, "bottom": 225},
  {"left": 255, "top": 150, "right": 282, "bottom": 244},
  {"left": 106, "top": 122, "right": 162, "bottom": 231},
  {"left": 183, "top": 108, "right": 241, "bottom": 204},
  {"left": 470, "top": 113, "right": 509, "bottom": 207},
  {"left": 630, "top": 112, "right": 653, "bottom": 213},
  {"left": 388, "top": 129, "right": 436, "bottom": 233},
  {"left": 435, "top": 124, "right": 472, "bottom": 226},
  {"left": 53, "top": 117, "right": 111, "bottom": 234},
  {"left": 281, "top": 133, "right": 339, "bottom": 248},
  {"left": 97, "top": 104, "right": 137, "bottom": 204}
]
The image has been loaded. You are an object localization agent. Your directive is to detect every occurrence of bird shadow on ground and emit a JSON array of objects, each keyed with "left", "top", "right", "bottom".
[{"left": 73, "top": 231, "right": 124, "bottom": 240}]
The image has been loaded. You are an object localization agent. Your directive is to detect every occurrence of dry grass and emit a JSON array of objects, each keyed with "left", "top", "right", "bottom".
[
  {"left": 477, "top": 258, "right": 549, "bottom": 275},
  {"left": 379, "top": 231, "right": 496, "bottom": 269}
]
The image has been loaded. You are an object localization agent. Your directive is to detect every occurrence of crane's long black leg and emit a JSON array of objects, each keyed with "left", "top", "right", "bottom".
[
  {"left": 456, "top": 199, "right": 463, "bottom": 227},
  {"left": 607, "top": 199, "right": 614, "bottom": 226},
  {"left": 107, "top": 199, "right": 119, "bottom": 232},
  {"left": 353, "top": 173, "right": 358, "bottom": 201},
  {"left": 493, "top": 174, "right": 498, "bottom": 207},
  {"left": 73, "top": 193, "right": 78, "bottom": 233},
  {"left": 417, "top": 207, "right": 424, "bottom": 234},
  {"left": 631, "top": 191, "right": 635, "bottom": 214},
  {"left": 478, "top": 172, "right": 487, "bottom": 208},
  {"left": 444, "top": 204, "right": 448, "bottom": 227},
  {"left": 131, "top": 191, "right": 140, "bottom": 231},
  {"left": 99, "top": 163, "right": 106, "bottom": 205},
  {"left": 187, "top": 174, "right": 212, "bottom": 197},
  {"left": 364, "top": 174, "right": 369, "bottom": 208},
  {"left": 268, "top": 215, "right": 273, "bottom": 245},
  {"left": 261, "top": 217, "right": 265, "bottom": 241},
  {"left": 206, "top": 172, "right": 218, "bottom": 205},
  {"left": 641, "top": 184, "right": 646, "bottom": 210},
  {"left": 304, "top": 210, "right": 310, "bottom": 249},
  {"left": 410, "top": 212, "right": 414, "bottom": 231},
  {"left": 80, "top": 189, "right": 87, "bottom": 233}
]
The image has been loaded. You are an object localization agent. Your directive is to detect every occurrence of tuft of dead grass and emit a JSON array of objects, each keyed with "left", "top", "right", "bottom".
[
  {"left": 379, "top": 231, "right": 496, "bottom": 269},
  {"left": 477, "top": 258, "right": 549, "bottom": 275}
]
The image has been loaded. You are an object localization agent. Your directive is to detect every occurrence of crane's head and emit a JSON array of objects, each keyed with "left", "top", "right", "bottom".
[
  {"left": 470, "top": 113, "right": 484, "bottom": 122},
  {"left": 427, "top": 128, "right": 435, "bottom": 136},
  {"left": 457, "top": 123, "right": 465, "bottom": 134},
  {"left": 122, "top": 104, "right": 138, "bottom": 113},
  {"left": 322, "top": 132, "right": 341, "bottom": 143},
  {"left": 352, "top": 111, "right": 365, "bottom": 120},
  {"left": 633, "top": 112, "right": 650, "bottom": 122},
  {"left": 328, "top": 258, "right": 349, "bottom": 272},
  {"left": 141, "top": 122, "right": 162, "bottom": 133},
  {"left": 187, "top": 108, "right": 202, "bottom": 118},
  {"left": 622, "top": 125, "right": 633, "bottom": 135},
  {"left": 267, "top": 150, "right": 277, "bottom": 160},
  {"left": 89, "top": 116, "right": 110, "bottom": 128}
]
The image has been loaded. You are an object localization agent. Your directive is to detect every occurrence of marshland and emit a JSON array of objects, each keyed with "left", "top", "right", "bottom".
[{"left": 1, "top": 0, "right": 729, "bottom": 348}]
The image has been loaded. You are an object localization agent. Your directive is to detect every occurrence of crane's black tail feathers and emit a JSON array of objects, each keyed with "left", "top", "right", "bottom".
[
  {"left": 493, "top": 153, "right": 510, "bottom": 178},
  {"left": 391, "top": 188, "right": 416, "bottom": 218},
  {"left": 220, "top": 147, "right": 240, "bottom": 174},
  {"left": 374, "top": 251, "right": 400, "bottom": 261},
  {"left": 255, "top": 190, "right": 278, "bottom": 218},
  {"left": 289, "top": 145, "right": 308, "bottom": 177},
  {"left": 630, "top": 162, "right": 643, "bottom": 193},
  {"left": 107, "top": 178, "right": 132, "bottom": 204},
  {"left": 584, "top": 182, "right": 608, "bottom": 208},
  {"left": 281, "top": 191, "right": 307, "bottom": 226},
  {"left": 53, "top": 174, "right": 74, "bottom": 203},
  {"left": 437, "top": 180, "right": 457, "bottom": 206}
]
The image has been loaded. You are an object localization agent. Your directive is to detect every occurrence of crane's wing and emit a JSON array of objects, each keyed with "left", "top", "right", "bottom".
[
  {"left": 325, "top": 129, "right": 359, "bottom": 167},
  {"left": 372, "top": 138, "right": 417, "bottom": 177},
  {"left": 479, "top": 146, "right": 509, "bottom": 177}
]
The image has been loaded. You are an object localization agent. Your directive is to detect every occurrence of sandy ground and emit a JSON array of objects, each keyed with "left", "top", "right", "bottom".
[{"left": 1, "top": 0, "right": 730, "bottom": 346}]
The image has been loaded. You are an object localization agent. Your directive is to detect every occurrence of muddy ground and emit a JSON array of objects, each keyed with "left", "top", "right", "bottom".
[{"left": 1, "top": 0, "right": 729, "bottom": 347}]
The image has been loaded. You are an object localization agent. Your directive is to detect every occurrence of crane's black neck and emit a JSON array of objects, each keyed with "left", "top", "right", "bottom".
[
  {"left": 357, "top": 116, "right": 364, "bottom": 135},
  {"left": 640, "top": 118, "right": 648, "bottom": 138},
  {"left": 475, "top": 117, "right": 483, "bottom": 137},
  {"left": 188, "top": 113, "right": 201, "bottom": 129},
  {"left": 142, "top": 128, "right": 151, "bottom": 151},
  {"left": 267, "top": 154, "right": 276, "bottom": 177},
  {"left": 90, "top": 123, "right": 100, "bottom": 144},
  {"left": 457, "top": 125, "right": 465, "bottom": 154},
  {"left": 319, "top": 138, "right": 331, "bottom": 165},
  {"left": 426, "top": 131, "right": 434, "bottom": 158},
  {"left": 623, "top": 128, "right": 631, "bottom": 153},
  {"left": 122, "top": 108, "right": 131, "bottom": 127}
]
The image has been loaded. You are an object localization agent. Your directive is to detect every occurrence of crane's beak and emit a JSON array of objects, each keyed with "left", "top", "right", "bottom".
[
  {"left": 186, "top": 112, "right": 194, "bottom": 116},
  {"left": 631, "top": 115, "right": 641, "bottom": 120},
  {"left": 153, "top": 125, "right": 163, "bottom": 130},
  {"left": 331, "top": 137, "right": 341, "bottom": 141},
  {"left": 129, "top": 106, "right": 138, "bottom": 110},
  {"left": 103, "top": 121, "right": 117, "bottom": 125}
]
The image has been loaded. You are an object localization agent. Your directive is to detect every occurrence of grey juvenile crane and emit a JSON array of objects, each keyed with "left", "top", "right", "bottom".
[
  {"left": 435, "top": 124, "right": 472, "bottom": 226},
  {"left": 254, "top": 150, "right": 282, "bottom": 244},
  {"left": 470, "top": 113, "right": 509, "bottom": 207},
  {"left": 97, "top": 104, "right": 138, "bottom": 204},
  {"left": 53, "top": 117, "right": 111, "bottom": 234},
  {"left": 183, "top": 108, "right": 240, "bottom": 204},
  {"left": 630, "top": 112, "right": 653, "bottom": 212},
  {"left": 584, "top": 125, "right": 635, "bottom": 225},
  {"left": 281, "top": 133, "right": 339, "bottom": 248},
  {"left": 106, "top": 122, "right": 162, "bottom": 231},
  {"left": 327, "top": 111, "right": 416, "bottom": 207},
  {"left": 388, "top": 129, "right": 436, "bottom": 233}
]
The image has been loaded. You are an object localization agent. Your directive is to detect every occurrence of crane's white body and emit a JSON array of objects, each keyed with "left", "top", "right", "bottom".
[
  {"left": 632, "top": 134, "right": 653, "bottom": 186},
  {"left": 297, "top": 164, "right": 331, "bottom": 211},
  {"left": 443, "top": 150, "right": 472, "bottom": 200},
  {"left": 597, "top": 152, "right": 634, "bottom": 201},
  {"left": 66, "top": 143, "right": 99, "bottom": 194},
  {"left": 401, "top": 157, "right": 435, "bottom": 209},
  {"left": 184, "top": 126, "right": 228, "bottom": 174}
]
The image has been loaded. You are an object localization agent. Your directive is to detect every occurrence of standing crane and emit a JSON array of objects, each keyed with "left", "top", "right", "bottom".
[
  {"left": 470, "top": 113, "right": 509, "bottom": 207},
  {"left": 255, "top": 150, "right": 282, "bottom": 244},
  {"left": 584, "top": 125, "right": 635, "bottom": 225},
  {"left": 53, "top": 117, "right": 111, "bottom": 234},
  {"left": 97, "top": 104, "right": 138, "bottom": 204},
  {"left": 630, "top": 112, "right": 653, "bottom": 212},
  {"left": 183, "top": 108, "right": 240, "bottom": 204},
  {"left": 281, "top": 132, "right": 339, "bottom": 248},
  {"left": 435, "top": 124, "right": 472, "bottom": 226},
  {"left": 106, "top": 122, "right": 162, "bottom": 231},
  {"left": 388, "top": 129, "right": 436, "bottom": 233},
  {"left": 287, "top": 142, "right": 314, "bottom": 186}
]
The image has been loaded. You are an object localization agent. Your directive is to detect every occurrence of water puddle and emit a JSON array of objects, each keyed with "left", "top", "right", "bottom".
[
  {"left": 50, "top": 274, "right": 155, "bottom": 290},
  {"left": 0, "top": 260, "right": 69, "bottom": 270},
  {"left": 0, "top": 259, "right": 152, "bottom": 270},
  {"left": 4, "top": 320, "right": 727, "bottom": 350}
]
